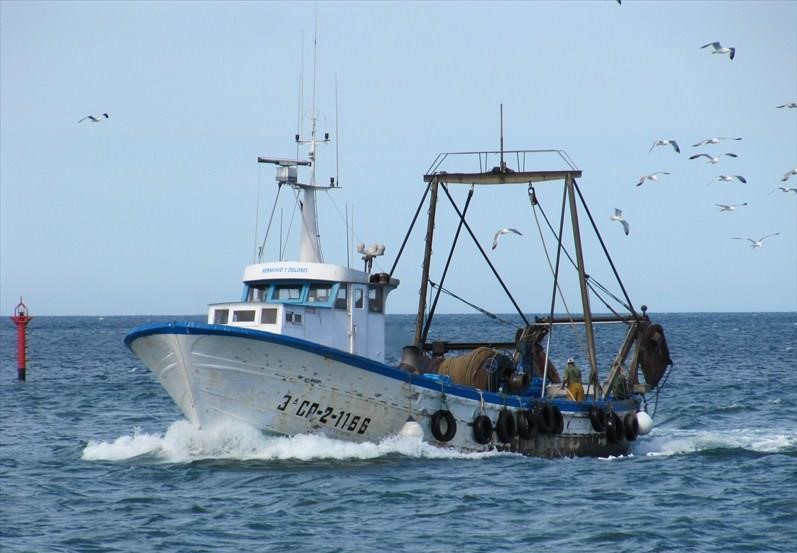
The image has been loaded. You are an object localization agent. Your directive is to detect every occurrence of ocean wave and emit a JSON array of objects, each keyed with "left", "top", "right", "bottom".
[
  {"left": 637, "top": 427, "right": 797, "bottom": 457},
  {"left": 81, "top": 419, "right": 501, "bottom": 463}
]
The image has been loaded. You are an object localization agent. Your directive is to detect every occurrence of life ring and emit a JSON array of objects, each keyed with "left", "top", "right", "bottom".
[
  {"left": 551, "top": 405, "right": 564, "bottom": 435},
  {"left": 472, "top": 414, "right": 493, "bottom": 445},
  {"left": 535, "top": 404, "right": 554, "bottom": 435},
  {"left": 496, "top": 410, "right": 517, "bottom": 443},
  {"left": 623, "top": 412, "right": 639, "bottom": 441},
  {"left": 516, "top": 410, "right": 536, "bottom": 439},
  {"left": 431, "top": 409, "right": 457, "bottom": 442},
  {"left": 605, "top": 411, "right": 625, "bottom": 444},
  {"left": 589, "top": 405, "right": 607, "bottom": 432}
]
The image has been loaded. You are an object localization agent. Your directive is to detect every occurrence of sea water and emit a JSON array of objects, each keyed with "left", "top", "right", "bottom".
[{"left": 1, "top": 313, "right": 795, "bottom": 552}]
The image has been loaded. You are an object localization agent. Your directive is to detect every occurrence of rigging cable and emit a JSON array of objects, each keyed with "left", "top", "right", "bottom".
[
  {"left": 539, "top": 180, "right": 571, "bottom": 396},
  {"left": 428, "top": 281, "right": 518, "bottom": 328},
  {"left": 257, "top": 181, "right": 284, "bottom": 263},
  {"left": 253, "top": 165, "right": 263, "bottom": 263},
  {"left": 388, "top": 182, "right": 433, "bottom": 278},
  {"left": 439, "top": 183, "right": 530, "bottom": 326},
  {"left": 281, "top": 188, "right": 301, "bottom": 261},
  {"left": 532, "top": 187, "right": 630, "bottom": 314},
  {"left": 422, "top": 185, "right": 475, "bottom": 344}
]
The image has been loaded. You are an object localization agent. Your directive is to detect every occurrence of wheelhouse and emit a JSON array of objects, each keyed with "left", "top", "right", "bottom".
[{"left": 207, "top": 261, "right": 398, "bottom": 361}]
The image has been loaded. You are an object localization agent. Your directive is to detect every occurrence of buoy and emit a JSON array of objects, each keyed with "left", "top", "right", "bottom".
[
  {"left": 399, "top": 417, "right": 424, "bottom": 439},
  {"left": 636, "top": 411, "right": 654, "bottom": 435},
  {"left": 10, "top": 298, "right": 32, "bottom": 382}
]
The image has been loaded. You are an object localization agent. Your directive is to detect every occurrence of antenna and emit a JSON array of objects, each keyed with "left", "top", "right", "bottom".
[
  {"left": 335, "top": 73, "right": 340, "bottom": 188},
  {"left": 500, "top": 103, "right": 505, "bottom": 172},
  {"left": 297, "top": 33, "right": 303, "bottom": 160},
  {"left": 345, "top": 201, "right": 350, "bottom": 268}
]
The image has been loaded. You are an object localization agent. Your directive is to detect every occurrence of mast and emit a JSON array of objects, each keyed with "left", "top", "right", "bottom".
[
  {"left": 259, "top": 24, "right": 332, "bottom": 264},
  {"left": 566, "top": 174, "right": 599, "bottom": 391},
  {"left": 298, "top": 22, "right": 324, "bottom": 263},
  {"left": 414, "top": 179, "right": 439, "bottom": 348}
]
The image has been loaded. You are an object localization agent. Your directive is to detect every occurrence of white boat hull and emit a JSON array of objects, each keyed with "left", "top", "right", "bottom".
[{"left": 126, "top": 322, "right": 642, "bottom": 457}]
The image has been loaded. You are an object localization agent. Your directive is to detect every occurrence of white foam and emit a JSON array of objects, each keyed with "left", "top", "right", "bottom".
[
  {"left": 637, "top": 427, "right": 797, "bottom": 457},
  {"left": 82, "top": 419, "right": 500, "bottom": 464}
]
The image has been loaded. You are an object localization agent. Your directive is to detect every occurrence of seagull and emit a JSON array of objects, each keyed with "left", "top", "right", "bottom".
[
  {"left": 701, "top": 41, "right": 736, "bottom": 60},
  {"left": 776, "top": 102, "right": 797, "bottom": 109},
  {"left": 492, "top": 228, "right": 522, "bottom": 250},
  {"left": 688, "top": 153, "right": 738, "bottom": 164},
  {"left": 609, "top": 208, "right": 629, "bottom": 235},
  {"left": 692, "top": 137, "right": 742, "bottom": 147},
  {"left": 78, "top": 113, "right": 109, "bottom": 123},
  {"left": 715, "top": 203, "right": 748, "bottom": 212},
  {"left": 781, "top": 168, "right": 797, "bottom": 182},
  {"left": 732, "top": 233, "right": 779, "bottom": 248},
  {"left": 649, "top": 139, "right": 680, "bottom": 154},
  {"left": 636, "top": 172, "right": 670, "bottom": 187},
  {"left": 711, "top": 175, "right": 747, "bottom": 184},
  {"left": 771, "top": 186, "right": 797, "bottom": 194}
]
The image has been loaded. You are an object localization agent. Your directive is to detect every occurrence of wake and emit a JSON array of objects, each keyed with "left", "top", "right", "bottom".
[
  {"left": 636, "top": 426, "right": 797, "bottom": 457},
  {"left": 81, "top": 419, "right": 500, "bottom": 463}
]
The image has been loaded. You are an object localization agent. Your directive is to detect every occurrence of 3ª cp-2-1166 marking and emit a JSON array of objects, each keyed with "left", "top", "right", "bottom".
[{"left": 276, "top": 393, "right": 371, "bottom": 434}]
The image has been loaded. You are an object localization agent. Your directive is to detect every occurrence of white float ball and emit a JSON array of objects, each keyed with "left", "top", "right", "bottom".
[{"left": 636, "top": 411, "right": 654, "bottom": 435}]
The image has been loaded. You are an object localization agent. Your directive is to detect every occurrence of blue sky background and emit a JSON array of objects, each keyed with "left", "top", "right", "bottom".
[{"left": 1, "top": 1, "right": 795, "bottom": 316}]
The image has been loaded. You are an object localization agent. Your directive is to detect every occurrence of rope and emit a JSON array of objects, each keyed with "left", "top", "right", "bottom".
[{"left": 650, "top": 362, "right": 674, "bottom": 418}]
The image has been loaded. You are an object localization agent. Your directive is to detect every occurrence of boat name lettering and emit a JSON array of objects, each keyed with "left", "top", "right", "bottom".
[
  {"left": 276, "top": 394, "right": 371, "bottom": 434},
  {"left": 261, "top": 267, "right": 309, "bottom": 274}
]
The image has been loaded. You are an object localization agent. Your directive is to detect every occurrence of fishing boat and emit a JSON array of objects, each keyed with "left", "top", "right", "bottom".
[{"left": 125, "top": 116, "right": 672, "bottom": 458}]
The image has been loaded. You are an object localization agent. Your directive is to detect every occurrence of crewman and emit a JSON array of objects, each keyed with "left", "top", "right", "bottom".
[{"left": 563, "top": 357, "right": 585, "bottom": 402}]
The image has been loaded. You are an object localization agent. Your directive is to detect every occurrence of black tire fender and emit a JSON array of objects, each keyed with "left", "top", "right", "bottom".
[
  {"left": 624, "top": 412, "right": 639, "bottom": 441},
  {"left": 551, "top": 405, "right": 564, "bottom": 435},
  {"left": 589, "top": 405, "right": 607, "bottom": 432},
  {"left": 606, "top": 411, "right": 625, "bottom": 444},
  {"left": 516, "top": 410, "right": 536, "bottom": 440},
  {"left": 472, "top": 414, "right": 493, "bottom": 445},
  {"left": 536, "top": 404, "right": 554, "bottom": 435},
  {"left": 430, "top": 409, "right": 457, "bottom": 442},
  {"left": 496, "top": 409, "right": 517, "bottom": 443}
]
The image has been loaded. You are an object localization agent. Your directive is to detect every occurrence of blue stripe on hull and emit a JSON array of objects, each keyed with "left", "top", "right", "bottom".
[{"left": 125, "top": 321, "right": 639, "bottom": 413}]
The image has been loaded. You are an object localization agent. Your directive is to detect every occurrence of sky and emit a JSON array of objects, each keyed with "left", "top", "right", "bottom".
[{"left": 1, "top": 0, "right": 795, "bottom": 317}]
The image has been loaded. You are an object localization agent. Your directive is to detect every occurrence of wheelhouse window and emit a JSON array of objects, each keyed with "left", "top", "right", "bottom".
[
  {"left": 368, "top": 286, "right": 383, "bottom": 313},
  {"left": 233, "top": 309, "right": 256, "bottom": 322},
  {"left": 335, "top": 286, "right": 347, "bottom": 309},
  {"left": 247, "top": 285, "right": 267, "bottom": 303},
  {"left": 213, "top": 309, "right": 229, "bottom": 324},
  {"left": 271, "top": 284, "right": 303, "bottom": 303},
  {"left": 307, "top": 283, "right": 333, "bottom": 305},
  {"left": 354, "top": 288, "right": 364, "bottom": 309}
]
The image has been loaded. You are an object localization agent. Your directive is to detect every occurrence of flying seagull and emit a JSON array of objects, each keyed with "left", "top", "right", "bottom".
[
  {"left": 776, "top": 102, "right": 797, "bottom": 109},
  {"left": 636, "top": 172, "right": 670, "bottom": 187},
  {"left": 692, "top": 137, "right": 742, "bottom": 147},
  {"left": 78, "top": 113, "right": 109, "bottom": 123},
  {"left": 701, "top": 41, "right": 735, "bottom": 60},
  {"left": 732, "top": 233, "right": 779, "bottom": 248},
  {"left": 711, "top": 175, "right": 747, "bottom": 184},
  {"left": 715, "top": 203, "right": 748, "bottom": 212},
  {"left": 609, "top": 208, "right": 629, "bottom": 235},
  {"left": 771, "top": 186, "right": 797, "bottom": 194},
  {"left": 649, "top": 139, "right": 680, "bottom": 154},
  {"left": 492, "top": 228, "right": 522, "bottom": 250},
  {"left": 688, "top": 153, "right": 738, "bottom": 164},
  {"left": 781, "top": 168, "right": 797, "bottom": 182}
]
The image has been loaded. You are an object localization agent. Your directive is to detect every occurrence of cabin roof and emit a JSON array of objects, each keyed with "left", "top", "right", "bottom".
[{"left": 242, "top": 261, "right": 389, "bottom": 285}]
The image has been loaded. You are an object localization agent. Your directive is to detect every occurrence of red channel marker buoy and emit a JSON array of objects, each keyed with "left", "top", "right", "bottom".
[{"left": 10, "top": 297, "right": 32, "bottom": 381}]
